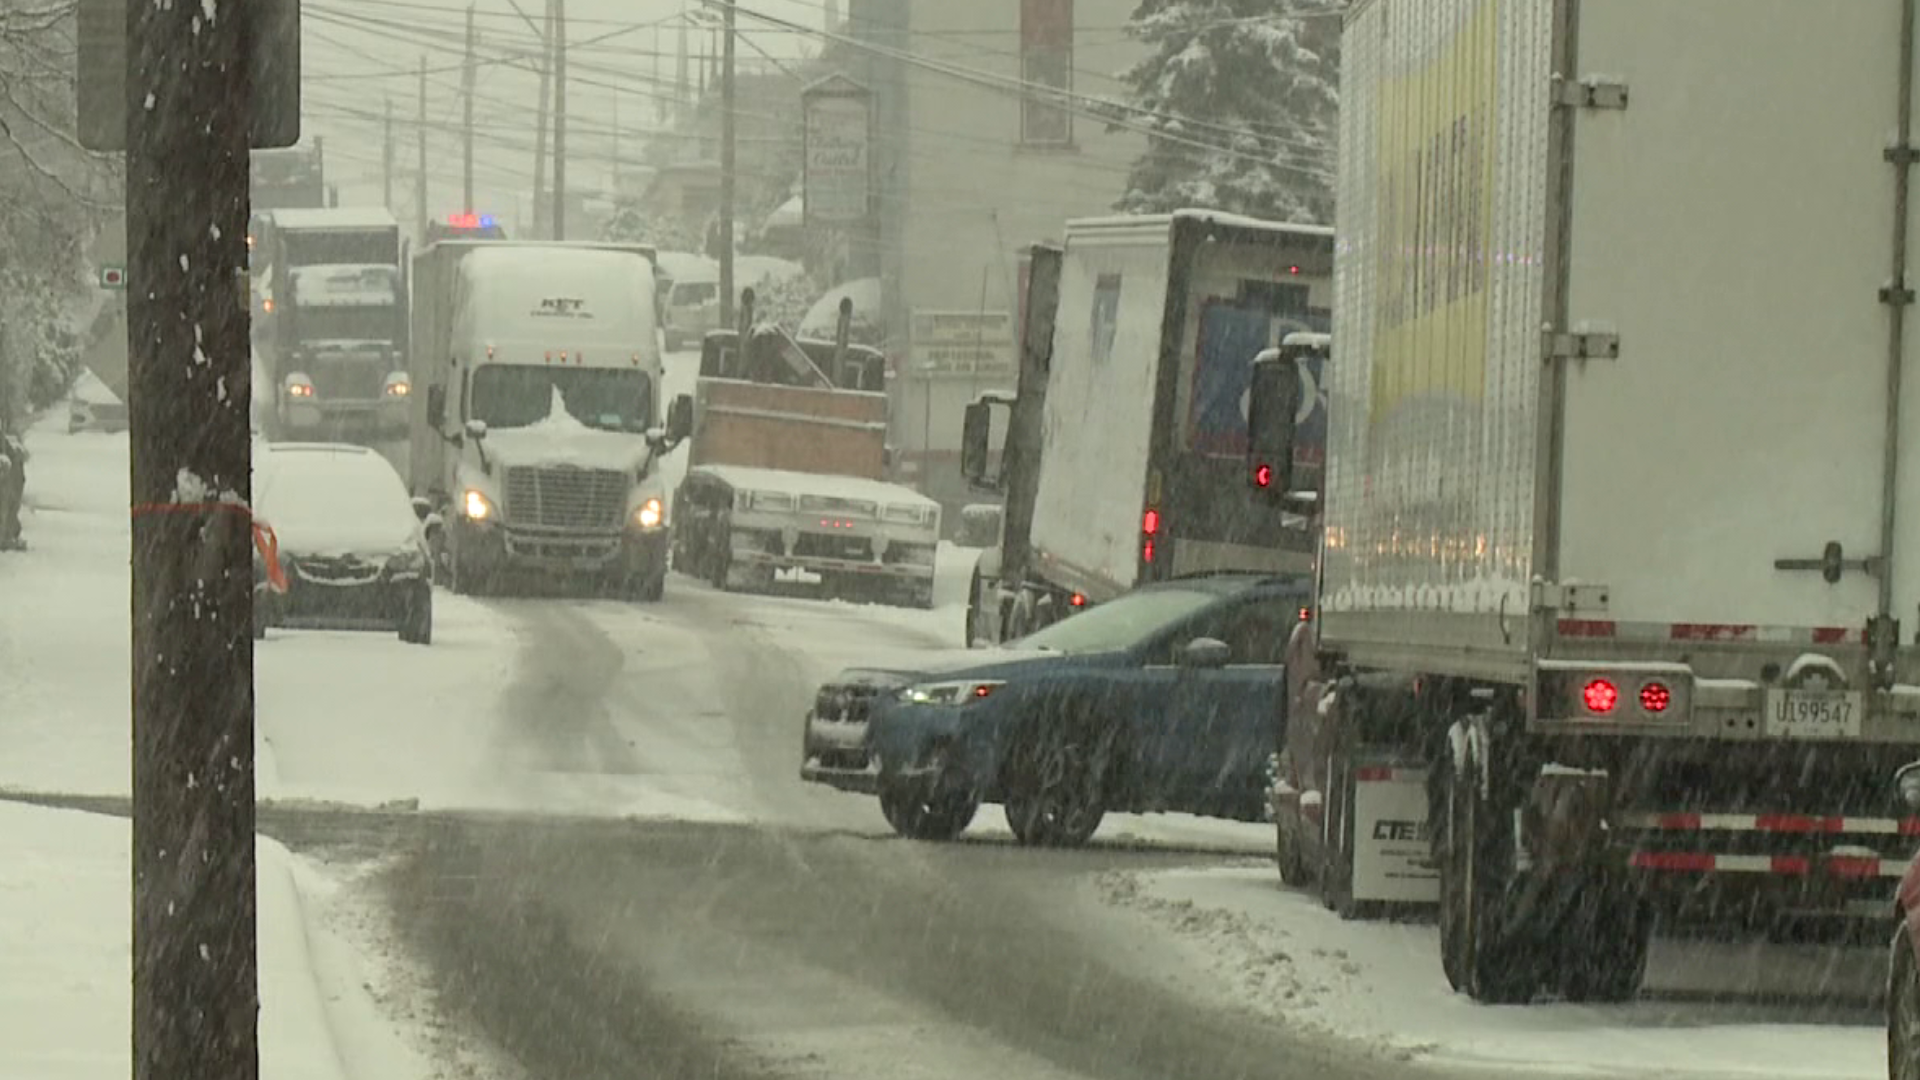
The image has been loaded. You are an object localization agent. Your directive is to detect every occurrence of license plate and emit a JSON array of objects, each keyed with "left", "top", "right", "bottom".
[{"left": 1764, "top": 689, "right": 1864, "bottom": 739}]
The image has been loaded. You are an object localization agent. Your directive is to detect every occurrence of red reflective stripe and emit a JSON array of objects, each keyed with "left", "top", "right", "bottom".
[
  {"left": 1811, "top": 627, "right": 1853, "bottom": 644},
  {"left": 1656, "top": 813, "right": 1702, "bottom": 830},
  {"left": 1557, "top": 619, "right": 1616, "bottom": 637},
  {"left": 1631, "top": 851, "right": 1716, "bottom": 872},
  {"left": 1770, "top": 855, "right": 1811, "bottom": 875},
  {"left": 1354, "top": 766, "right": 1394, "bottom": 782},
  {"left": 1669, "top": 623, "right": 1756, "bottom": 641},
  {"left": 1902, "top": 820, "right": 1920, "bottom": 836},
  {"left": 1754, "top": 814, "right": 1846, "bottom": 834},
  {"left": 1828, "top": 856, "right": 1883, "bottom": 878}
]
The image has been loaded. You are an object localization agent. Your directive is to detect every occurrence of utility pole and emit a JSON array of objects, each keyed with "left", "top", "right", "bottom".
[
  {"left": 416, "top": 55, "right": 429, "bottom": 237},
  {"left": 382, "top": 98, "right": 394, "bottom": 210},
  {"left": 128, "top": 0, "right": 257, "bottom": 1077},
  {"left": 718, "top": 0, "right": 736, "bottom": 326},
  {"left": 551, "top": 0, "right": 568, "bottom": 240},
  {"left": 531, "top": 0, "right": 552, "bottom": 238},
  {"left": 462, "top": 5, "right": 477, "bottom": 212}
]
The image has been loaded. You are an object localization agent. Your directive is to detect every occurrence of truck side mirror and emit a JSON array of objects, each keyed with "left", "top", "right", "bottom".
[
  {"left": 1247, "top": 354, "right": 1301, "bottom": 495},
  {"left": 426, "top": 384, "right": 446, "bottom": 428},
  {"left": 667, "top": 393, "right": 694, "bottom": 443},
  {"left": 961, "top": 400, "right": 995, "bottom": 489}
]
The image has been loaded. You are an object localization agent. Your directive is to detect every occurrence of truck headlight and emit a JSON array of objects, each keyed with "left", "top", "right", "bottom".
[
  {"left": 898, "top": 679, "right": 1004, "bottom": 706},
  {"left": 462, "top": 488, "right": 495, "bottom": 521},
  {"left": 883, "top": 502, "right": 932, "bottom": 526},
  {"left": 285, "top": 374, "right": 315, "bottom": 399},
  {"left": 633, "top": 497, "right": 663, "bottom": 529},
  {"left": 384, "top": 373, "right": 410, "bottom": 397}
]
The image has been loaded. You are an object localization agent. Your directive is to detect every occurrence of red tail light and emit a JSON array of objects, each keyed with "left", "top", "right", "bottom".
[
  {"left": 1640, "top": 681, "right": 1671, "bottom": 714},
  {"left": 1583, "top": 679, "right": 1619, "bottom": 714},
  {"left": 1254, "top": 463, "right": 1274, "bottom": 488},
  {"left": 1069, "top": 593, "right": 1087, "bottom": 608},
  {"left": 1142, "top": 508, "right": 1160, "bottom": 536}
]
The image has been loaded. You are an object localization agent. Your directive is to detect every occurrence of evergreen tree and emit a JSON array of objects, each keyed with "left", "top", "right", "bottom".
[{"left": 1109, "top": 0, "right": 1338, "bottom": 225}]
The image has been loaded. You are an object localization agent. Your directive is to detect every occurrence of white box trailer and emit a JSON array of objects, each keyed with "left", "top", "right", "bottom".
[
  {"left": 1288, "top": 0, "right": 1920, "bottom": 1004},
  {"left": 1023, "top": 212, "right": 1333, "bottom": 610}
]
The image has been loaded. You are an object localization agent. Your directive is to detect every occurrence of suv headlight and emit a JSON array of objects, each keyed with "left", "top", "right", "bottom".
[{"left": 898, "top": 679, "right": 1005, "bottom": 706}]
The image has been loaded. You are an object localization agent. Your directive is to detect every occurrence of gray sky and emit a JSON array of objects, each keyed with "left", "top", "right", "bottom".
[{"left": 301, "top": 0, "right": 826, "bottom": 225}]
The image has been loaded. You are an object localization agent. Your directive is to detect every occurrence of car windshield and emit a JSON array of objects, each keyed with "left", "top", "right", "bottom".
[
  {"left": 469, "top": 365, "right": 652, "bottom": 434},
  {"left": 1012, "top": 586, "right": 1229, "bottom": 655}
]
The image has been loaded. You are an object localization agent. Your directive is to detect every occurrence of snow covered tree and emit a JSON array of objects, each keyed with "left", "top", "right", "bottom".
[
  {"left": 602, "top": 198, "right": 707, "bottom": 256},
  {"left": 1108, "top": 0, "right": 1338, "bottom": 225},
  {"left": 0, "top": 3, "right": 117, "bottom": 428}
]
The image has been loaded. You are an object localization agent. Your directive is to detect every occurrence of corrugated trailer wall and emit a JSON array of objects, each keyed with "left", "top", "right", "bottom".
[{"left": 1320, "top": 0, "right": 1554, "bottom": 678}]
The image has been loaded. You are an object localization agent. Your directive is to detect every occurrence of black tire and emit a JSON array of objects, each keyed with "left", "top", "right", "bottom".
[
  {"left": 1274, "top": 817, "right": 1311, "bottom": 887},
  {"left": 966, "top": 567, "right": 988, "bottom": 645},
  {"left": 1558, "top": 885, "right": 1651, "bottom": 1003},
  {"left": 1891, "top": 924, "right": 1920, "bottom": 1080},
  {"left": 639, "top": 570, "right": 666, "bottom": 603},
  {"left": 707, "top": 524, "right": 733, "bottom": 591},
  {"left": 1003, "top": 714, "right": 1109, "bottom": 848},
  {"left": 879, "top": 782, "right": 978, "bottom": 842},
  {"left": 1437, "top": 732, "right": 1537, "bottom": 1004},
  {"left": 398, "top": 585, "right": 433, "bottom": 645},
  {"left": 1318, "top": 780, "right": 1362, "bottom": 920}
]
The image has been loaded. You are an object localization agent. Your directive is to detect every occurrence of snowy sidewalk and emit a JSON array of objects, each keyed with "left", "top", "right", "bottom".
[
  {"left": 0, "top": 800, "right": 431, "bottom": 1080},
  {"left": 1088, "top": 862, "right": 1886, "bottom": 1079}
]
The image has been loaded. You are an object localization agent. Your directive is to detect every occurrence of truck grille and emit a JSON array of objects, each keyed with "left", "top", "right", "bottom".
[
  {"left": 504, "top": 466, "right": 628, "bottom": 530},
  {"left": 815, "top": 682, "right": 886, "bottom": 724},
  {"left": 308, "top": 356, "right": 388, "bottom": 399}
]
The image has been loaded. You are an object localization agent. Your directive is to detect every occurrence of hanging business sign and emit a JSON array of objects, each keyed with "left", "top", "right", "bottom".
[{"left": 802, "top": 74, "right": 873, "bottom": 227}]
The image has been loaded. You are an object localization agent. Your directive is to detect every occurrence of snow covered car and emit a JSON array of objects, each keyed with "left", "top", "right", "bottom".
[
  {"left": 67, "top": 371, "right": 128, "bottom": 433},
  {"left": 252, "top": 442, "right": 438, "bottom": 644},
  {"left": 802, "top": 572, "right": 1311, "bottom": 844}
]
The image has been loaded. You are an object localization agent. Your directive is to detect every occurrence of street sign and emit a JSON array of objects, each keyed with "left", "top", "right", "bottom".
[
  {"left": 76, "top": 0, "right": 303, "bottom": 152},
  {"left": 99, "top": 264, "right": 126, "bottom": 289},
  {"left": 801, "top": 74, "right": 873, "bottom": 227},
  {"left": 910, "top": 310, "right": 1015, "bottom": 377}
]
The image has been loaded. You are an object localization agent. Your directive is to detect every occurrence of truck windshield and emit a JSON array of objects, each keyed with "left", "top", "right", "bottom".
[
  {"left": 1012, "top": 586, "right": 1225, "bottom": 655},
  {"left": 290, "top": 306, "right": 400, "bottom": 343},
  {"left": 469, "top": 366, "right": 653, "bottom": 434}
]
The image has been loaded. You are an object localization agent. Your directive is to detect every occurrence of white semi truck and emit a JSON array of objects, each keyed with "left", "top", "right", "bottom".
[
  {"left": 1257, "top": 0, "right": 1920, "bottom": 1004},
  {"left": 408, "top": 240, "right": 692, "bottom": 600}
]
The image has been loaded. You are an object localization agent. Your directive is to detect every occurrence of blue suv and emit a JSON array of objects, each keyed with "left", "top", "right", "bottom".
[{"left": 801, "top": 573, "right": 1311, "bottom": 845}]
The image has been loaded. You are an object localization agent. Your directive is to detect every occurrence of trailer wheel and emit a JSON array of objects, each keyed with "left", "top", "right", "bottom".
[
  {"left": 1318, "top": 754, "right": 1362, "bottom": 919},
  {"left": 1437, "top": 727, "right": 1537, "bottom": 1004},
  {"left": 1557, "top": 882, "right": 1651, "bottom": 1003},
  {"left": 707, "top": 525, "right": 733, "bottom": 591},
  {"left": 1273, "top": 816, "right": 1311, "bottom": 887},
  {"left": 1003, "top": 710, "right": 1109, "bottom": 848}
]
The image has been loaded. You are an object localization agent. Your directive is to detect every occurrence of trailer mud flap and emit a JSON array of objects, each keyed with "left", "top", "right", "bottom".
[{"left": 1350, "top": 765, "right": 1441, "bottom": 904}]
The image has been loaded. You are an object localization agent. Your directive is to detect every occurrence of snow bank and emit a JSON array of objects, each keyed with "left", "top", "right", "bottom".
[
  {"left": 1089, "top": 863, "right": 1884, "bottom": 1079},
  {"left": 0, "top": 800, "right": 434, "bottom": 1080}
]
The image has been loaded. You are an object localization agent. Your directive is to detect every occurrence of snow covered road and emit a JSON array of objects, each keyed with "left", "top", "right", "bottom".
[{"left": 0, "top": 405, "right": 1899, "bottom": 1080}]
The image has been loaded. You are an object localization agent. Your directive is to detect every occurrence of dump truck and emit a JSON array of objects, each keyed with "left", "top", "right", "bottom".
[{"left": 671, "top": 295, "right": 941, "bottom": 608}]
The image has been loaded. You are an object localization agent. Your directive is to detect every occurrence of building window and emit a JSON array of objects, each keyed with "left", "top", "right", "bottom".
[{"left": 1020, "top": 0, "right": 1072, "bottom": 146}]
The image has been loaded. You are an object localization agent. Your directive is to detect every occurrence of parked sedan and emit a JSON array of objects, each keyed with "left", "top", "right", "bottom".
[
  {"left": 801, "top": 573, "right": 1310, "bottom": 845},
  {"left": 252, "top": 442, "right": 438, "bottom": 644},
  {"left": 1887, "top": 762, "right": 1920, "bottom": 1080}
]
